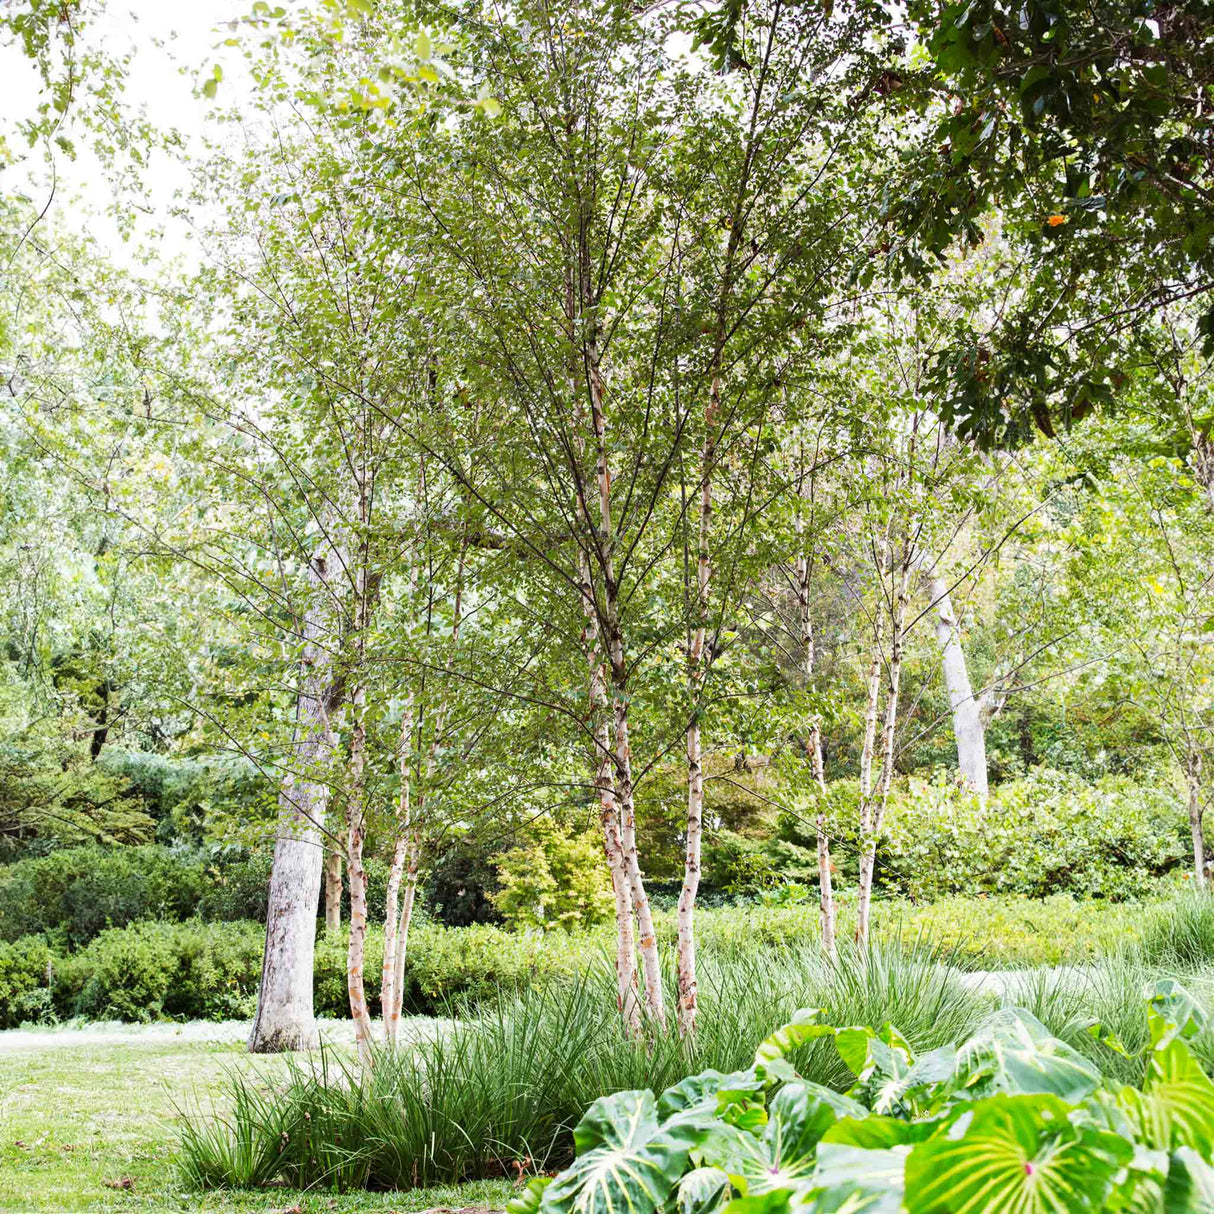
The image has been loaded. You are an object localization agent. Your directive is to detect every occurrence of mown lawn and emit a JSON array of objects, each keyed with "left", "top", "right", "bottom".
[{"left": 0, "top": 1031, "right": 513, "bottom": 1213}]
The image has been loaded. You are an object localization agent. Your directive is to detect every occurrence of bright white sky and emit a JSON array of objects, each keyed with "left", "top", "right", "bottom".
[{"left": 1, "top": 0, "right": 260, "bottom": 267}]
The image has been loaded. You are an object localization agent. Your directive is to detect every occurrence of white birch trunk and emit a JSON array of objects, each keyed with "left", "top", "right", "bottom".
[
  {"left": 794, "top": 547, "right": 836, "bottom": 959},
  {"left": 857, "top": 556, "right": 912, "bottom": 947},
  {"left": 323, "top": 841, "right": 342, "bottom": 934},
  {"left": 345, "top": 683, "right": 375, "bottom": 1071},
  {"left": 677, "top": 374, "right": 718, "bottom": 1036},
  {"left": 392, "top": 826, "right": 420, "bottom": 1023},
  {"left": 1188, "top": 759, "right": 1207, "bottom": 891},
  {"left": 928, "top": 576, "right": 989, "bottom": 800},
  {"left": 382, "top": 691, "right": 414, "bottom": 1046},
  {"left": 248, "top": 549, "right": 338, "bottom": 1054},
  {"left": 586, "top": 351, "right": 665, "bottom": 1027}
]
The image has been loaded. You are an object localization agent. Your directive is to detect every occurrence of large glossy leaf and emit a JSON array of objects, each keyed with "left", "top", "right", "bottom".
[
  {"left": 959, "top": 1007, "right": 1102, "bottom": 1103},
  {"left": 1120, "top": 1039, "right": 1214, "bottom": 1154},
  {"left": 903, "top": 1093, "right": 1132, "bottom": 1214},
  {"left": 543, "top": 1090, "right": 703, "bottom": 1214},
  {"left": 697, "top": 1122, "right": 814, "bottom": 1196},
  {"left": 821, "top": 1114, "right": 940, "bottom": 1149},
  {"left": 754, "top": 1010, "right": 836, "bottom": 1076},
  {"left": 675, "top": 1167, "right": 731, "bottom": 1214},
  {"left": 807, "top": 1145, "right": 907, "bottom": 1214},
  {"left": 659, "top": 1073, "right": 729, "bottom": 1120},
  {"left": 1163, "top": 1147, "right": 1214, "bottom": 1212},
  {"left": 1149, "top": 980, "right": 1208, "bottom": 1050},
  {"left": 764, "top": 1083, "right": 866, "bottom": 1163}
]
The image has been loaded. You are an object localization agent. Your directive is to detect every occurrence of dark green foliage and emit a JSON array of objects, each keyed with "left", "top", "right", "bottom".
[
  {"left": 197, "top": 853, "right": 272, "bottom": 924},
  {"left": 0, "top": 934, "right": 55, "bottom": 1028},
  {"left": 0, "top": 732, "right": 153, "bottom": 856},
  {"left": 99, "top": 751, "right": 267, "bottom": 845},
  {"left": 59, "top": 920, "right": 264, "bottom": 1022},
  {"left": 0, "top": 844, "right": 206, "bottom": 946},
  {"left": 776, "top": 770, "right": 1190, "bottom": 902},
  {"left": 424, "top": 836, "right": 504, "bottom": 927}
]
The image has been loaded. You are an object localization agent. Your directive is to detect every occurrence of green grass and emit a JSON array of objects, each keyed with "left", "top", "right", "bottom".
[{"left": 0, "top": 1035, "right": 514, "bottom": 1213}]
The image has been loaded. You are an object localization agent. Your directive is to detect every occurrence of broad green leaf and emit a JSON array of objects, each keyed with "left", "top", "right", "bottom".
[
  {"left": 821, "top": 1115, "right": 939, "bottom": 1149},
  {"left": 754, "top": 1010, "right": 833, "bottom": 1068},
  {"left": 1121, "top": 1039, "right": 1214, "bottom": 1153},
  {"left": 960, "top": 1007, "right": 1101, "bottom": 1103},
  {"left": 809, "top": 1145, "right": 907, "bottom": 1214},
  {"left": 763, "top": 1083, "right": 856, "bottom": 1163},
  {"left": 1149, "top": 980, "right": 1207, "bottom": 1050},
  {"left": 544, "top": 1090, "right": 701, "bottom": 1214},
  {"left": 675, "top": 1167, "right": 731, "bottom": 1214},
  {"left": 659, "top": 1072, "right": 728, "bottom": 1121},
  {"left": 508, "top": 1177, "right": 552, "bottom": 1214},
  {"left": 904, "top": 1094, "right": 1132, "bottom": 1214},
  {"left": 1163, "top": 1147, "right": 1214, "bottom": 1212}
]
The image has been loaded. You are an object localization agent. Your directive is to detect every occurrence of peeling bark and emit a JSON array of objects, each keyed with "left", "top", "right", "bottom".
[{"left": 323, "top": 840, "right": 342, "bottom": 934}]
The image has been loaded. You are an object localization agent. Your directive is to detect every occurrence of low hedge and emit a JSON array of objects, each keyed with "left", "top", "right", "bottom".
[{"left": 0, "top": 893, "right": 1182, "bottom": 1028}]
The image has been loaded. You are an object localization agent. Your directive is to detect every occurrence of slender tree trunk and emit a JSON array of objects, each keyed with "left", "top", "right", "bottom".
[
  {"left": 1188, "top": 756, "right": 1206, "bottom": 891},
  {"left": 794, "top": 541, "right": 836, "bottom": 959},
  {"left": 586, "top": 350, "right": 665, "bottom": 1026},
  {"left": 580, "top": 554, "right": 641, "bottom": 1034},
  {"left": 345, "top": 683, "right": 375, "bottom": 1071},
  {"left": 856, "top": 553, "right": 912, "bottom": 947},
  {"left": 249, "top": 550, "right": 339, "bottom": 1054},
  {"left": 677, "top": 371, "right": 719, "bottom": 1035},
  {"left": 929, "top": 576, "right": 988, "bottom": 800},
  {"left": 392, "top": 824, "right": 420, "bottom": 1023},
  {"left": 382, "top": 690, "right": 414, "bottom": 1046},
  {"left": 323, "top": 840, "right": 342, "bottom": 934}
]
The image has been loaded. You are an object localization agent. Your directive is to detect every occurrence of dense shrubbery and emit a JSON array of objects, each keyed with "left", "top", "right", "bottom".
[
  {"left": 0, "top": 894, "right": 1197, "bottom": 1028},
  {"left": 775, "top": 768, "right": 1193, "bottom": 901},
  {"left": 0, "top": 844, "right": 207, "bottom": 946}
]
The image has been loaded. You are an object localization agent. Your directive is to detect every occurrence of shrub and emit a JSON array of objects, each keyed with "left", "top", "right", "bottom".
[
  {"left": 424, "top": 835, "right": 504, "bottom": 926},
  {"left": 492, "top": 819, "right": 613, "bottom": 931},
  {"left": 0, "top": 935, "right": 56, "bottom": 1028},
  {"left": 879, "top": 768, "right": 1188, "bottom": 901},
  {"left": 0, "top": 844, "right": 207, "bottom": 946},
  {"left": 61, "top": 919, "right": 264, "bottom": 1022},
  {"left": 197, "top": 852, "right": 272, "bottom": 923}
]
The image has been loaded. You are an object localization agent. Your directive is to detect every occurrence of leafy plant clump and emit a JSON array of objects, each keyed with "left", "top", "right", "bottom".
[{"left": 512, "top": 981, "right": 1214, "bottom": 1214}]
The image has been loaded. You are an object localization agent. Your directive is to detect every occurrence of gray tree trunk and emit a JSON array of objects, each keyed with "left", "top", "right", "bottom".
[
  {"left": 248, "top": 550, "right": 339, "bottom": 1053},
  {"left": 928, "top": 576, "right": 988, "bottom": 799}
]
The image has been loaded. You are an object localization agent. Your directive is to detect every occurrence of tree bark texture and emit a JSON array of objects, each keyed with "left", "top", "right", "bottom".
[
  {"left": 248, "top": 549, "right": 339, "bottom": 1054},
  {"left": 928, "top": 575, "right": 989, "bottom": 800}
]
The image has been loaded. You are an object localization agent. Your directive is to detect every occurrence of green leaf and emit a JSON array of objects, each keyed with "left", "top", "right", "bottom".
[
  {"left": 1121, "top": 1039, "right": 1214, "bottom": 1153},
  {"left": 414, "top": 31, "right": 432, "bottom": 61},
  {"left": 675, "top": 1167, "right": 731, "bottom": 1214},
  {"left": 904, "top": 1094, "right": 1132, "bottom": 1214},
  {"left": 544, "top": 1091, "right": 702, "bottom": 1214},
  {"left": 755, "top": 1010, "right": 831, "bottom": 1068},
  {"left": 509, "top": 1177, "right": 553, "bottom": 1214},
  {"left": 959, "top": 1008, "right": 1102, "bottom": 1102},
  {"left": 809, "top": 1145, "right": 908, "bottom": 1214},
  {"left": 1149, "top": 980, "right": 1207, "bottom": 1049},
  {"left": 763, "top": 1083, "right": 853, "bottom": 1164},
  {"left": 1163, "top": 1147, "right": 1214, "bottom": 1211}
]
